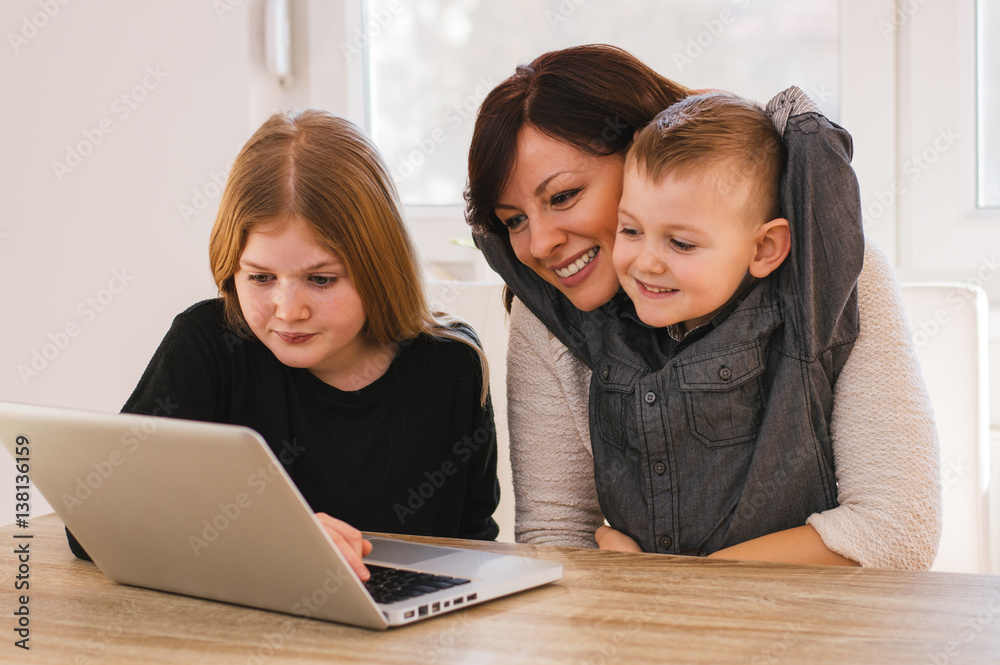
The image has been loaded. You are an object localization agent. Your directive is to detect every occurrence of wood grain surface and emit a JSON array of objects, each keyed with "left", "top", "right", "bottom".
[{"left": 2, "top": 514, "right": 998, "bottom": 664}]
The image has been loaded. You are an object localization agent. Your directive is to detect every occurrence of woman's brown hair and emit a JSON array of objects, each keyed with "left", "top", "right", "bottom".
[
  {"left": 464, "top": 44, "right": 691, "bottom": 241},
  {"left": 209, "top": 109, "right": 489, "bottom": 402}
]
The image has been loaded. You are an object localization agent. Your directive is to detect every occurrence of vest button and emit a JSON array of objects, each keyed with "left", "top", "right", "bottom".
[
  {"left": 659, "top": 535, "right": 673, "bottom": 550},
  {"left": 644, "top": 391, "right": 656, "bottom": 404},
  {"left": 719, "top": 366, "right": 732, "bottom": 380},
  {"left": 653, "top": 461, "right": 666, "bottom": 475},
  {"left": 602, "top": 366, "right": 610, "bottom": 380}
]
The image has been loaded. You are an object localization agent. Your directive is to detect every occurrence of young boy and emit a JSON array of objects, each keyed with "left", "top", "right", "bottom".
[
  {"left": 477, "top": 87, "right": 865, "bottom": 557},
  {"left": 595, "top": 91, "right": 865, "bottom": 555},
  {"left": 614, "top": 92, "right": 795, "bottom": 341}
]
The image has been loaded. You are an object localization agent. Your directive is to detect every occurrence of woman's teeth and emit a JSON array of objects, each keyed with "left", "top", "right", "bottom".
[{"left": 555, "top": 248, "right": 597, "bottom": 278}]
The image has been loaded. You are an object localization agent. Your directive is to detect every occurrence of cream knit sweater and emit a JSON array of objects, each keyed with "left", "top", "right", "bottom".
[{"left": 506, "top": 241, "right": 943, "bottom": 569}]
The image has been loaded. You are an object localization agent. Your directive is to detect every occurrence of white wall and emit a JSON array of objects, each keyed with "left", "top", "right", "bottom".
[
  {"left": 0, "top": 0, "right": 300, "bottom": 518},
  {"left": 0, "top": 0, "right": 501, "bottom": 531}
]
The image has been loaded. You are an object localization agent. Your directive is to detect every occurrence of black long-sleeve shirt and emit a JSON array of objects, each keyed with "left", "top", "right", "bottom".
[{"left": 69, "top": 299, "right": 499, "bottom": 559}]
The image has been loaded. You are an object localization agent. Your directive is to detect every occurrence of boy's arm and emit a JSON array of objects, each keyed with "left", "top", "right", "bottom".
[
  {"left": 708, "top": 525, "right": 859, "bottom": 566},
  {"left": 766, "top": 87, "right": 865, "bottom": 356},
  {"left": 595, "top": 523, "right": 859, "bottom": 566},
  {"left": 702, "top": 89, "right": 863, "bottom": 567}
]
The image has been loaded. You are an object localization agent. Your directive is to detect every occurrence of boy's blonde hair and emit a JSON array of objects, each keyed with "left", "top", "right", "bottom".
[
  {"left": 627, "top": 92, "right": 786, "bottom": 224},
  {"left": 209, "top": 109, "right": 488, "bottom": 402}
]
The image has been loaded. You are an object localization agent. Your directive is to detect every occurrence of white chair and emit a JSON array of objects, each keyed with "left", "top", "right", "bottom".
[
  {"left": 900, "top": 283, "right": 992, "bottom": 574},
  {"left": 426, "top": 281, "right": 514, "bottom": 542}
]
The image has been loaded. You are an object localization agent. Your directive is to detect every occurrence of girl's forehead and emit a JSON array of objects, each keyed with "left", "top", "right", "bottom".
[{"left": 240, "top": 217, "right": 344, "bottom": 267}]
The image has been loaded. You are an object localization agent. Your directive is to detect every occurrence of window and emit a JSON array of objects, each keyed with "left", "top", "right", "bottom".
[
  {"left": 978, "top": 0, "right": 1000, "bottom": 207},
  {"left": 894, "top": 0, "right": 1000, "bottom": 306},
  {"left": 366, "top": 0, "right": 840, "bottom": 208}
]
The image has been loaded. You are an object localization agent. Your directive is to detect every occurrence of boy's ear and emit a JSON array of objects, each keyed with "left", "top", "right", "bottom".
[{"left": 749, "top": 218, "right": 790, "bottom": 278}]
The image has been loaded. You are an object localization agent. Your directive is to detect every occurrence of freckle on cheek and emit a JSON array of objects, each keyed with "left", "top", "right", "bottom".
[{"left": 240, "top": 299, "right": 265, "bottom": 327}]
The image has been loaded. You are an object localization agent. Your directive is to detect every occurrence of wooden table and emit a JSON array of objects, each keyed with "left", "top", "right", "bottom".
[{"left": 3, "top": 514, "right": 999, "bottom": 664}]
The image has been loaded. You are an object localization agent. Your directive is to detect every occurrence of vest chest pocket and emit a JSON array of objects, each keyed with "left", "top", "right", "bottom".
[
  {"left": 675, "top": 341, "right": 766, "bottom": 448},
  {"left": 592, "top": 355, "right": 643, "bottom": 453}
]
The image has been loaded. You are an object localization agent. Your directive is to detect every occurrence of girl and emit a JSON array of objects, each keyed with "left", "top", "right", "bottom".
[{"left": 69, "top": 110, "right": 500, "bottom": 579}]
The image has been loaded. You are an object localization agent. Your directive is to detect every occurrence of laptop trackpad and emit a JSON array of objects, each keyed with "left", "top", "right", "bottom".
[{"left": 365, "top": 538, "right": 458, "bottom": 566}]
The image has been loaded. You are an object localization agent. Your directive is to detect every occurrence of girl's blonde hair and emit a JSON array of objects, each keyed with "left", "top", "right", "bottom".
[{"left": 209, "top": 109, "right": 488, "bottom": 403}]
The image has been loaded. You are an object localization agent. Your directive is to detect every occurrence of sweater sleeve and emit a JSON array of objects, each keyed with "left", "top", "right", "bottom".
[
  {"left": 507, "top": 297, "right": 604, "bottom": 548},
  {"left": 806, "top": 240, "right": 943, "bottom": 569}
]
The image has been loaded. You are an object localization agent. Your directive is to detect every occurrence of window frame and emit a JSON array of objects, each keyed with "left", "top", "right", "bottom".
[
  {"left": 331, "top": 0, "right": 910, "bottom": 283},
  {"left": 893, "top": 0, "right": 1000, "bottom": 303}
]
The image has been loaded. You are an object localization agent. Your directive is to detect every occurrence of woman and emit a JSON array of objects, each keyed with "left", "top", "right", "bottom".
[
  {"left": 68, "top": 110, "right": 500, "bottom": 579},
  {"left": 465, "top": 44, "right": 941, "bottom": 569}
]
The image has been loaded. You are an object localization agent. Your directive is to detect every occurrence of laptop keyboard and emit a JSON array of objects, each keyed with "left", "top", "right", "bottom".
[{"left": 364, "top": 565, "right": 471, "bottom": 604}]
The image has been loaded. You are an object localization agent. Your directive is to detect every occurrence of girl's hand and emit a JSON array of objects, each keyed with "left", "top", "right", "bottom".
[
  {"left": 316, "top": 513, "right": 373, "bottom": 581},
  {"left": 595, "top": 525, "right": 643, "bottom": 553}
]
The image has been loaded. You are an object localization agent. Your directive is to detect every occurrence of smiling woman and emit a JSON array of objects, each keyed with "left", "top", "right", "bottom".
[{"left": 64, "top": 109, "right": 502, "bottom": 580}]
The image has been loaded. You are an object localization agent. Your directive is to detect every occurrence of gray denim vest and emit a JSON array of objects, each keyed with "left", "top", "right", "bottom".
[{"left": 478, "top": 109, "right": 863, "bottom": 555}]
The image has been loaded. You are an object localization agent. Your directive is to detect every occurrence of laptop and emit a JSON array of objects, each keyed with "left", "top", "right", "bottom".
[{"left": 0, "top": 401, "right": 562, "bottom": 629}]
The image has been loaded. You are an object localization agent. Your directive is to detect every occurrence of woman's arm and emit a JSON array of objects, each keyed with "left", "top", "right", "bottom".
[
  {"left": 596, "top": 523, "right": 857, "bottom": 565},
  {"left": 597, "top": 522, "right": 857, "bottom": 565},
  {"left": 805, "top": 241, "right": 942, "bottom": 569},
  {"left": 507, "top": 298, "right": 605, "bottom": 548}
]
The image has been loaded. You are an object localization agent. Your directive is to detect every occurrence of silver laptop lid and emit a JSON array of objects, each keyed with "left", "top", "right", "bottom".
[{"left": 0, "top": 401, "right": 389, "bottom": 629}]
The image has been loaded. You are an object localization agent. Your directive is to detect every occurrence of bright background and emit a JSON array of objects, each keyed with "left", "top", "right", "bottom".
[{"left": 1, "top": 0, "right": 997, "bottom": 534}]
